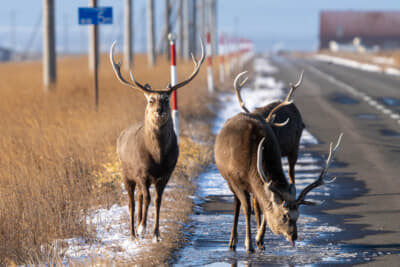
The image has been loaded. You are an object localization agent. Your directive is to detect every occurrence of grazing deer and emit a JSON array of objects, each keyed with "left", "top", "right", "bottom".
[
  {"left": 235, "top": 71, "right": 305, "bottom": 230},
  {"left": 110, "top": 39, "right": 204, "bottom": 242},
  {"left": 214, "top": 84, "right": 342, "bottom": 251}
]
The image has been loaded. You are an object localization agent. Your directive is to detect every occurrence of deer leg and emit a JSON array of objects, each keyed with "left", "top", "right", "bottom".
[
  {"left": 236, "top": 190, "right": 253, "bottom": 253},
  {"left": 256, "top": 215, "right": 267, "bottom": 250},
  {"left": 124, "top": 180, "right": 136, "bottom": 239},
  {"left": 229, "top": 195, "right": 240, "bottom": 251},
  {"left": 136, "top": 192, "right": 143, "bottom": 227},
  {"left": 152, "top": 181, "right": 166, "bottom": 243},
  {"left": 253, "top": 196, "right": 261, "bottom": 230},
  {"left": 138, "top": 183, "right": 151, "bottom": 238},
  {"left": 288, "top": 151, "right": 298, "bottom": 185}
]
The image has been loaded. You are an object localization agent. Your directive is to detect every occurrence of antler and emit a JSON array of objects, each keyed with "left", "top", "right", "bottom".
[
  {"left": 109, "top": 41, "right": 159, "bottom": 93},
  {"left": 168, "top": 37, "right": 205, "bottom": 92},
  {"left": 295, "top": 133, "right": 343, "bottom": 206},
  {"left": 265, "top": 70, "right": 304, "bottom": 126},
  {"left": 257, "top": 137, "right": 287, "bottom": 199},
  {"left": 284, "top": 70, "right": 304, "bottom": 103},
  {"left": 265, "top": 98, "right": 293, "bottom": 125},
  {"left": 234, "top": 71, "right": 250, "bottom": 113}
]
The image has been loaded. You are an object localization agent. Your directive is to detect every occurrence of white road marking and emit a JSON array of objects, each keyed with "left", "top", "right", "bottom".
[{"left": 307, "top": 64, "right": 400, "bottom": 126}]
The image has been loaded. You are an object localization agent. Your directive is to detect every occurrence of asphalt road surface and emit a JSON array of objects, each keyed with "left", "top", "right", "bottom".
[{"left": 271, "top": 55, "right": 400, "bottom": 265}]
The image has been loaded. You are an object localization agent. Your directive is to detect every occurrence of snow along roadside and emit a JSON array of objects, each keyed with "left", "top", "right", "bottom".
[{"left": 313, "top": 54, "right": 400, "bottom": 76}]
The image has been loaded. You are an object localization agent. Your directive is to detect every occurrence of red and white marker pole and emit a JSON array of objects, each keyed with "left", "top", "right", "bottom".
[
  {"left": 219, "top": 34, "right": 225, "bottom": 84},
  {"left": 206, "top": 31, "right": 214, "bottom": 93},
  {"left": 168, "top": 33, "right": 179, "bottom": 143}
]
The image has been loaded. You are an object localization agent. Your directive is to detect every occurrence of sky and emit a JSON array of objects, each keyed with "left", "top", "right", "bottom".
[{"left": 0, "top": 0, "right": 398, "bottom": 54}]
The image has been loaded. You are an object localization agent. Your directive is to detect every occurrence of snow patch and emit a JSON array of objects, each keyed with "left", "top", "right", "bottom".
[
  {"left": 313, "top": 54, "right": 400, "bottom": 77},
  {"left": 61, "top": 204, "right": 152, "bottom": 263}
]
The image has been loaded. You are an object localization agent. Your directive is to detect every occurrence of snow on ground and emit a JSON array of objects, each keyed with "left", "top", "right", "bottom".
[
  {"left": 372, "top": 56, "right": 395, "bottom": 65},
  {"left": 59, "top": 187, "right": 171, "bottom": 263},
  {"left": 61, "top": 205, "right": 151, "bottom": 262},
  {"left": 313, "top": 54, "right": 400, "bottom": 76},
  {"left": 253, "top": 57, "right": 279, "bottom": 74}
]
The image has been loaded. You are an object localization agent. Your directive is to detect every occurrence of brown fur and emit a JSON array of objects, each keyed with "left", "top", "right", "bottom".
[
  {"left": 214, "top": 112, "right": 299, "bottom": 252},
  {"left": 117, "top": 92, "right": 178, "bottom": 242}
]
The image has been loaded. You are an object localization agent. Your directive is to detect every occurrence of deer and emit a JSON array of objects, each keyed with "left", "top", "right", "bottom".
[
  {"left": 234, "top": 70, "right": 305, "bottom": 185},
  {"left": 214, "top": 75, "right": 342, "bottom": 251},
  {"left": 234, "top": 71, "right": 305, "bottom": 230},
  {"left": 109, "top": 38, "right": 204, "bottom": 242}
]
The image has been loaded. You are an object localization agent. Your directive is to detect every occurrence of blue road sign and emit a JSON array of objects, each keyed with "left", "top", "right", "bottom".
[{"left": 78, "top": 7, "right": 113, "bottom": 25}]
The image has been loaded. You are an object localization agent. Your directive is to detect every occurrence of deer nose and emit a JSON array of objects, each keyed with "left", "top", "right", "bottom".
[{"left": 157, "top": 107, "right": 163, "bottom": 115}]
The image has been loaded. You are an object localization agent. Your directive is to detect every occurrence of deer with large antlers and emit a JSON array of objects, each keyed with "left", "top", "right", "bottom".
[
  {"left": 215, "top": 79, "right": 342, "bottom": 251},
  {"left": 110, "top": 39, "right": 204, "bottom": 242}
]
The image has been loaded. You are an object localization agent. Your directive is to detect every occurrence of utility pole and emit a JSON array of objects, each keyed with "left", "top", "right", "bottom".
[
  {"left": 63, "top": 14, "right": 69, "bottom": 55},
  {"left": 43, "top": 0, "right": 57, "bottom": 91},
  {"left": 165, "top": 0, "right": 171, "bottom": 59},
  {"left": 89, "top": 0, "right": 98, "bottom": 72},
  {"left": 200, "top": 0, "right": 206, "bottom": 39},
  {"left": 147, "top": 0, "right": 156, "bottom": 66},
  {"left": 89, "top": 0, "right": 99, "bottom": 108},
  {"left": 190, "top": 0, "right": 197, "bottom": 55},
  {"left": 124, "top": 0, "right": 133, "bottom": 71},
  {"left": 177, "top": 0, "right": 184, "bottom": 59},
  {"left": 209, "top": 0, "right": 217, "bottom": 56},
  {"left": 183, "top": 0, "right": 190, "bottom": 59}
]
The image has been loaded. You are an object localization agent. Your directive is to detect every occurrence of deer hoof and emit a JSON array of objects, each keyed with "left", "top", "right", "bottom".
[
  {"left": 245, "top": 246, "right": 254, "bottom": 253},
  {"left": 256, "top": 240, "right": 264, "bottom": 251},
  {"left": 152, "top": 235, "right": 161, "bottom": 243},
  {"left": 130, "top": 233, "right": 136, "bottom": 240},
  {"left": 245, "top": 242, "right": 254, "bottom": 253},
  {"left": 228, "top": 237, "right": 238, "bottom": 251},
  {"left": 137, "top": 225, "right": 146, "bottom": 238}
]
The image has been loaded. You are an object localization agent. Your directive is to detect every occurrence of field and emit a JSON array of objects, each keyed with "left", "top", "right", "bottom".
[{"left": 0, "top": 54, "right": 215, "bottom": 265}]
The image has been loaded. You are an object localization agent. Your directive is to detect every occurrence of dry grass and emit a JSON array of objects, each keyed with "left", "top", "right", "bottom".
[{"left": 0, "top": 53, "right": 215, "bottom": 265}]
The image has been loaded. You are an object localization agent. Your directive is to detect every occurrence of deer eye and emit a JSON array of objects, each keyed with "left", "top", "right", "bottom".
[{"left": 149, "top": 98, "right": 155, "bottom": 104}]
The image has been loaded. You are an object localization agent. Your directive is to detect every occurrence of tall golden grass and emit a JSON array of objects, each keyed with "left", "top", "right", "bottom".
[{"left": 0, "top": 54, "right": 212, "bottom": 265}]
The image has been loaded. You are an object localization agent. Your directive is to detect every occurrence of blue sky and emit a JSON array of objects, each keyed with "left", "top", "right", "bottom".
[{"left": 0, "top": 0, "right": 398, "bottom": 54}]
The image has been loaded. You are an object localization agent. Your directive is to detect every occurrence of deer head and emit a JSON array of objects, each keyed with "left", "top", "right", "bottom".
[
  {"left": 109, "top": 39, "right": 205, "bottom": 127},
  {"left": 256, "top": 133, "right": 343, "bottom": 244}
]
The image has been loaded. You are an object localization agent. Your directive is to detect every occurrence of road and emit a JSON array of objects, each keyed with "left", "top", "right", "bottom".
[{"left": 271, "top": 55, "right": 400, "bottom": 265}]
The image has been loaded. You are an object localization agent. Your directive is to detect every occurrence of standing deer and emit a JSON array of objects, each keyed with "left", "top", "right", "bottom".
[
  {"left": 110, "top": 39, "right": 204, "bottom": 242},
  {"left": 214, "top": 80, "right": 342, "bottom": 251},
  {"left": 234, "top": 71, "right": 305, "bottom": 230},
  {"left": 234, "top": 70, "right": 305, "bottom": 185}
]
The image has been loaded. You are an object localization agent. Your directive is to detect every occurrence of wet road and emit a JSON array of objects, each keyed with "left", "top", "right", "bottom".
[{"left": 271, "top": 55, "right": 400, "bottom": 265}]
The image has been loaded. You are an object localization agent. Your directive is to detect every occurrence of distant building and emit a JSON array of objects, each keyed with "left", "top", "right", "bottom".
[
  {"left": 0, "top": 47, "right": 12, "bottom": 61},
  {"left": 319, "top": 11, "right": 400, "bottom": 50}
]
